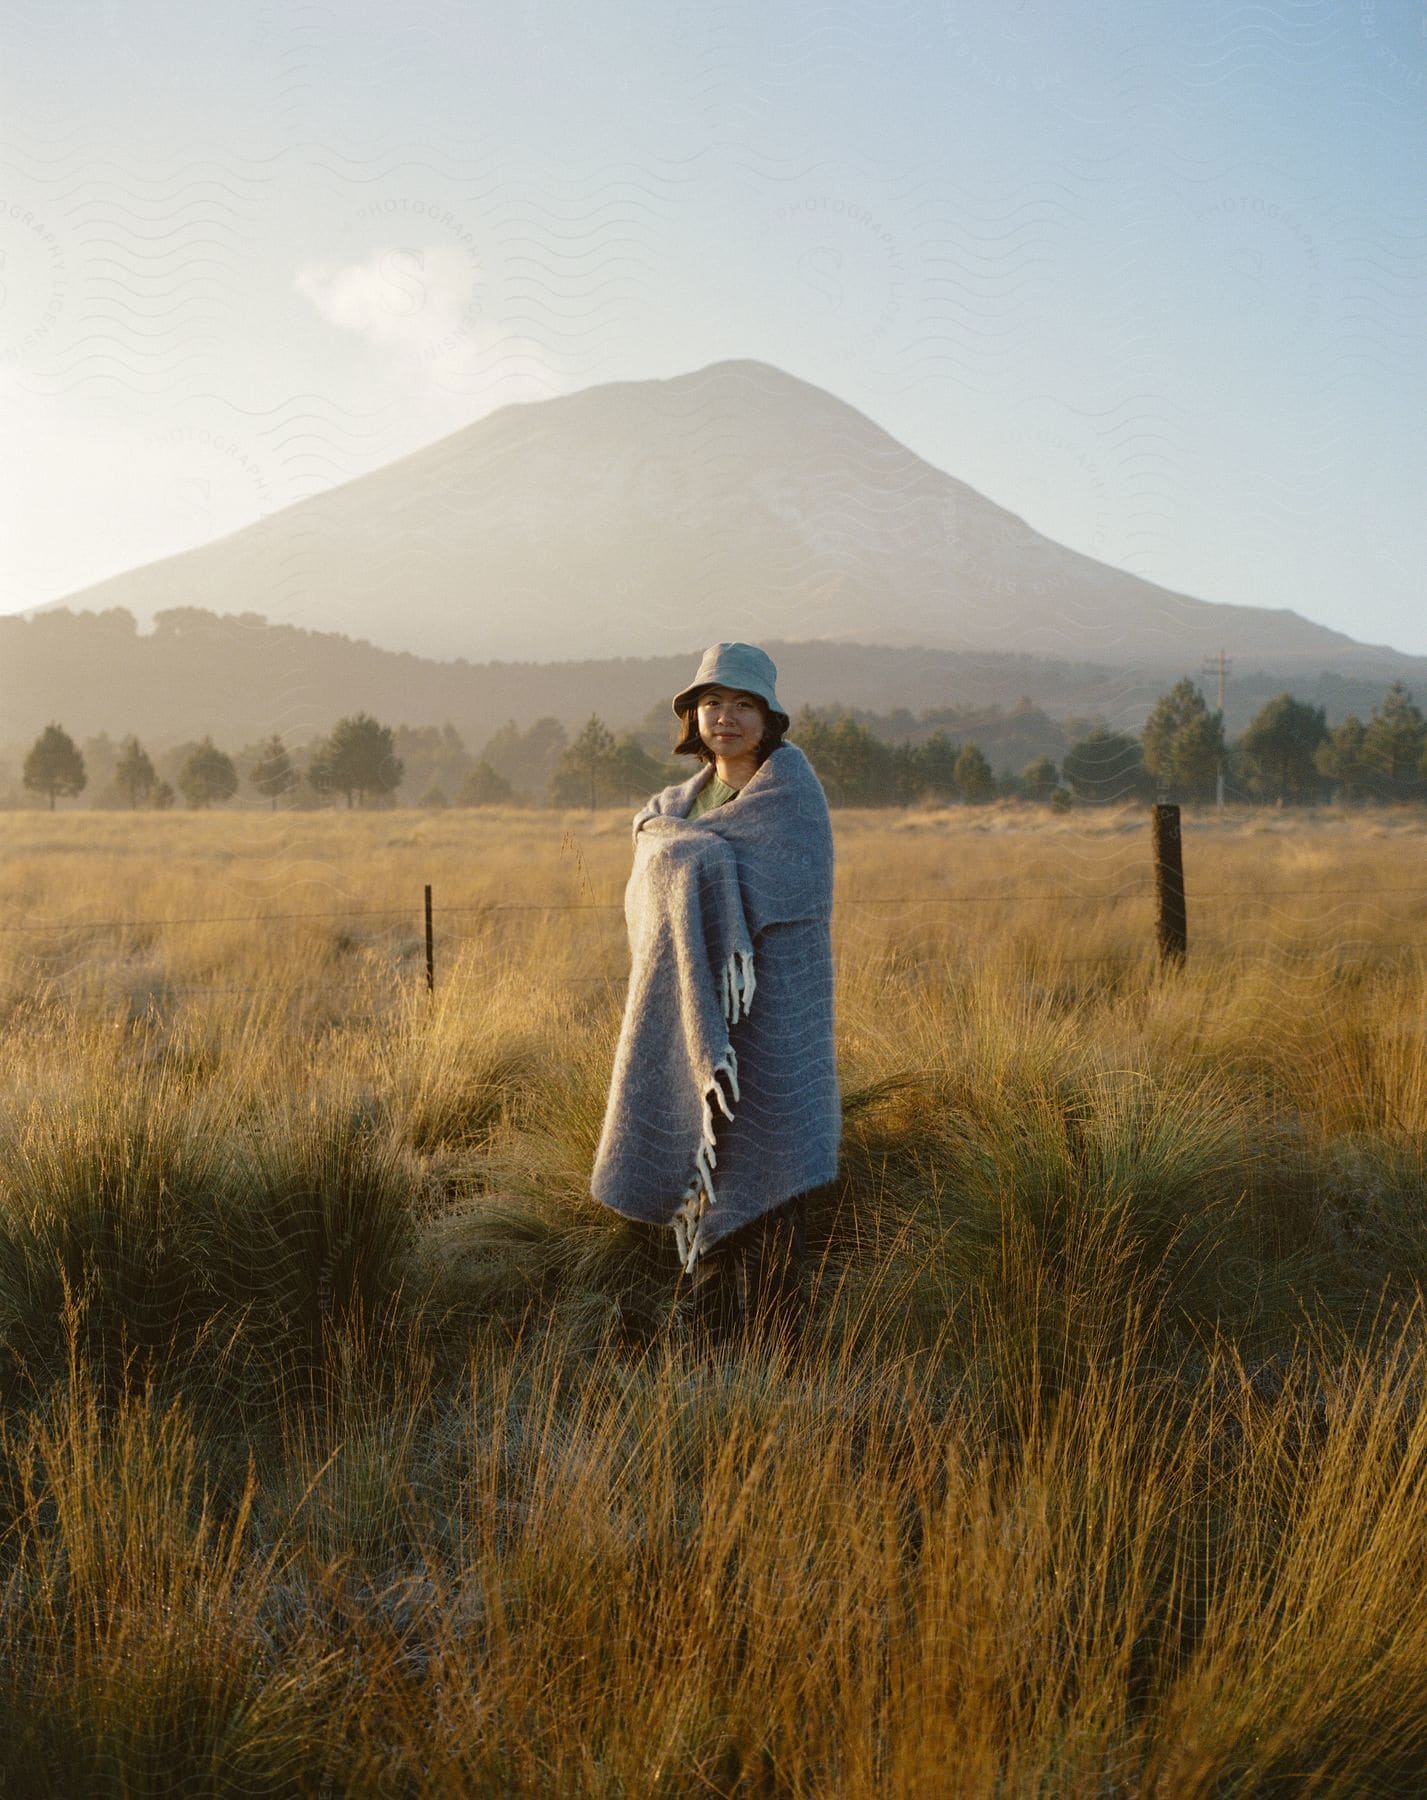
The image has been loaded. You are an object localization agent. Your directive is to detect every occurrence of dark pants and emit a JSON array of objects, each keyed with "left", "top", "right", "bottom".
[{"left": 686, "top": 1190, "right": 808, "bottom": 1347}]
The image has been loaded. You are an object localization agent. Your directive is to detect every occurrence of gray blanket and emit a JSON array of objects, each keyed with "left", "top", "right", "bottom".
[{"left": 591, "top": 742, "right": 840, "bottom": 1267}]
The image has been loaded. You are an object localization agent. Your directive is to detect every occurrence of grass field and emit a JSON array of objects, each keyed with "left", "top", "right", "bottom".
[{"left": 2, "top": 802, "right": 1426, "bottom": 1795}]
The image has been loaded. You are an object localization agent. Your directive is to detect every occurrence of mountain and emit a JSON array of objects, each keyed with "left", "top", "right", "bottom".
[{"left": 35, "top": 360, "right": 1405, "bottom": 671}]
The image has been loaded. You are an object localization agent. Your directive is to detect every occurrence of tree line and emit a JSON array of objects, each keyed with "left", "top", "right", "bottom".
[
  {"left": 19, "top": 715, "right": 408, "bottom": 811},
  {"left": 16, "top": 681, "right": 1427, "bottom": 811},
  {"left": 796, "top": 682, "right": 1427, "bottom": 808},
  {"left": 14, "top": 713, "right": 663, "bottom": 813}
]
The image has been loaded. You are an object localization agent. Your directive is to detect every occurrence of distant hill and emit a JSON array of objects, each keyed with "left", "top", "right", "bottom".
[
  {"left": 32, "top": 360, "right": 1415, "bottom": 672},
  {"left": 3, "top": 606, "right": 1422, "bottom": 769}
]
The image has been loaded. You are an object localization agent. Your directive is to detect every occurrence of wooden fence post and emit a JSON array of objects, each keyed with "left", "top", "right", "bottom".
[
  {"left": 1152, "top": 804, "right": 1187, "bottom": 967},
  {"left": 425, "top": 883, "right": 434, "bottom": 993}
]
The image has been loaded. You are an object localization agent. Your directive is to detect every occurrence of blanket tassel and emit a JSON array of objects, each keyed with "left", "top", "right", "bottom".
[
  {"left": 671, "top": 1045, "right": 740, "bottom": 1275},
  {"left": 722, "top": 947, "right": 756, "bottom": 1024}
]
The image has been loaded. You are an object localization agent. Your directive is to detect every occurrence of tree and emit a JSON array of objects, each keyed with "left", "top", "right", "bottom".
[
  {"left": 1061, "top": 729, "right": 1149, "bottom": 805},
  {"left": 1172, "top": 709, "right": 1229, "bottom": 803},
  {"left": 392, "top": 722, "right": 473, "bottom": 803},
  {"left": 830, "top": 715, "right": 894, "bottom": 805},
  {"left": 889, "top": 742, "right": 922, "bottom": 806},
  {"left": 791, "top": 709, "right": 898, "bottom": 805},
  {"left": 152, "top": 606, "right": 219, "bottom": 637},
  {"left": 23, "top": 723, "right": 86, "bottom": 810},
  {"left": 1361, "top": 683, "right": 1427, "bottom": 802},
  {"left": 1141, "top": 680, "right": 1224, "bottom": 803},
  {"left": 458, "top": 760, "right": 514, "bottom": 806},
  {"left": 306, "top": 740, "right": 338, "bottom": 805},
  {"left": 914, "top": 731, "right": 961, "bottom": 803},
  {"left": 953, "top": 742, "right": 995, "bottom": 804},
  {"left": 609, "top": 733, "right": 672, "bottom": 802},
  {"left": 115, "top": 736, "right": 158, "bottom": 809},
  {"left": 1316, "top": 715, "right": 1371, "bottom": 805},
  {"left": 478, "top": 716, "right": 567, "bottom": 801},
  {"left": 1021, "top": 755, "right": 1059, "bottom": 803},
  {"left": 248, "top": 734, "right": 298, "bottom": 809},
  {"left": 1239, "top": 694, "right": 1329, "bottom": 804},
  {"left": 319, "top": 713, "right": 404, "bottom": 807},
  {"left": 81, "top": 732, "right": 119, "bottom": 799},
  {"left": 791, "top": 709, "right": 838, "bottom": 797},
  {"left": 549, "top": 716, "right": 619, "bottom": 808},
  {"left": 177, "top": 737, "right": 239, "bottom": 809}
]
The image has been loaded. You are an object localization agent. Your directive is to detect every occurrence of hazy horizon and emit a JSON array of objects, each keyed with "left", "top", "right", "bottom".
[{"left": 2, "top": 2, "right": 1424, "bottom": 653}]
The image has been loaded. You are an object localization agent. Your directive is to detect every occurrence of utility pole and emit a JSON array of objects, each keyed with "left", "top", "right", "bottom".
[{"left": 1202, "top": 648, "right": 1231, "bottom": 808}]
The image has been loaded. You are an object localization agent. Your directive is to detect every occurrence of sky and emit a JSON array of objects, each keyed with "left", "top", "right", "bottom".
[{"left": 2, "top": 0, "right": 1424, "bottom": 655}]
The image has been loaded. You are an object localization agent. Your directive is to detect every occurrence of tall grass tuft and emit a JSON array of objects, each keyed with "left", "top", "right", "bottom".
[
  {"left": 0, "top": 1047, "right": 232, "bottom": 1402},
  {"left": 0, "top": 1337, "right": 357, "bottom": 1793}
]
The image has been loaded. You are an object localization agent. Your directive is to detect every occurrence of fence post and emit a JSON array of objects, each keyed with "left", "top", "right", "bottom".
[
  {"left": 424, "top": 883, "right": 434, "bottom": 993},
  {"left": 1151, "top": 803, "right": 1187, "bottom": 968}
]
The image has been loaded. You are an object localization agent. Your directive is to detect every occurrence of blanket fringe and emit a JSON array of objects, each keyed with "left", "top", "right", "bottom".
[
  {"left": 671, "top": 1043, "right": 741, "bottom": 1275},
  {"left": 721, "top": 947, "right": 755, "bottom": 1024},
  {"left": 671, "top": 1188, "right": 706, "bottom": 1275}
]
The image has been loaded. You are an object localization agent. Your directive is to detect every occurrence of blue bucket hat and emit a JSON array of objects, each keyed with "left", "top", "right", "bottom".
[{"left": 672, "top": 642, "right": 789, "bottom": 731}]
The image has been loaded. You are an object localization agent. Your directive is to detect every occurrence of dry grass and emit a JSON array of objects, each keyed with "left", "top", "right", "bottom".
[{"left": 1, "top": 801, "right": 1426, "bottom": 1793}]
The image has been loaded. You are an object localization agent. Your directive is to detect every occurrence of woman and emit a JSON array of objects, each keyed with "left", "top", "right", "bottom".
[{"left": 590, "top": 643, "right": 840, "bottom": 1340}]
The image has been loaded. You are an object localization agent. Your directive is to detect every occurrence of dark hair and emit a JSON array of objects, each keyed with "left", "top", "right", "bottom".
[{"left": 673, "top": 692, "right": 788, "bottom": 766}]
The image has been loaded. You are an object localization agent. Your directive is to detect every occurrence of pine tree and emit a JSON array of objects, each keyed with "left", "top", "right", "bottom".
[
  {"left": 23, "top": 723, "right": 87, "bottom": 811},
  {"left": 790, "top": 709, "right": 840, "bottom": 800},
  {"left": 458, "top": 760, "right": 514, "bottom": 806},
  {"left": 1239, "top": 694, "right": 1328, "bottom": 803},
  {"left": 609, "top": 732, "right": 672, "bottom": 802},
  {"left": 478, "top": 717, "right": 567, "bottom": 801},
  {"left": 549, "top": 716, "right": 618, "bottom": 808},
  {"left": 1021, "top": 755, "right": 1059, "bottom": 803},
  {"left": 915, "top": 731, "right": 961, "bottom": 803},
  {"left": 114, "top": 736, "right": 157, "bottom": 809},
  {"left": 306, "top": 740, "right": 338, "bottom": 805},
  {"left": 249, "top": 734, "right": 298, "bottom": 809},
  {"left": 391, "top": 723, "right": 474, "bottom": 803},
  {"left": 1315, "top": 715, "right": 1371, "bottom": 805},
  {"left": 890, "top": 742, "right": 922, "bottom": 805},
  {"left": 1061, "top": 729, "right": 1148, "bottom": 804},
  {"left": 320, "top": 714, "right": 404, "bottom": 808},
  {"left": 830, "top": 715, "right": 895, "bottom": 805},
  {"left": 1361, "top": 683, "right": 1427, "bottom": 802},
  {"left": 953, "top": 742, "right": 995, "bottom": 804},
  {"left": 1142, "top": 680, "right": 1224, "bottom": 803},
  {"left": 177, "top": 738, "right": 239, "bottom": 809}
]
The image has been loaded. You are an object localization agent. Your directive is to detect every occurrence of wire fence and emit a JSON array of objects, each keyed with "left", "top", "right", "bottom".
[
  {"left": 6, "top": 888, "right": 1427, "bottom": 935},
  {"left": 3, "top": 804, "right": 1425, "bottom": 1004}
]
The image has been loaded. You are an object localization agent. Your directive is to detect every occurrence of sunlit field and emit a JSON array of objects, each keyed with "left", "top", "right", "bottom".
[{"left": 2, "top": 802, "right": 1427, "bottom": 1794}]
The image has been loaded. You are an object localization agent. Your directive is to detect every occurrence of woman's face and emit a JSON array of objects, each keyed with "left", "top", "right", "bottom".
[{"left": 697, "top": 687, "right": 765, "bottom": 763}]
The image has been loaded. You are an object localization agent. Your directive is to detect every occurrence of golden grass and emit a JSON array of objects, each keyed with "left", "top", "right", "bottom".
[{"left": 1, "top": 801, "right": 1427, "bottom": 1792}]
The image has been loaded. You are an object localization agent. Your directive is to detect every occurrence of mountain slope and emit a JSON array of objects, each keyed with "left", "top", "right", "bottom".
[{"left": 47, "top": 359, "right": 1383, "bottom": 668}]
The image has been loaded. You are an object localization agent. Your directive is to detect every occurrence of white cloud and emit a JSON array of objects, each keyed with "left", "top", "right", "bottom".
[
  {"left": 294, "top": 245, "right": 562, "bottom": 416},
  {"left": 296, "top": 243, "right": 476, "bottom": 350}
]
